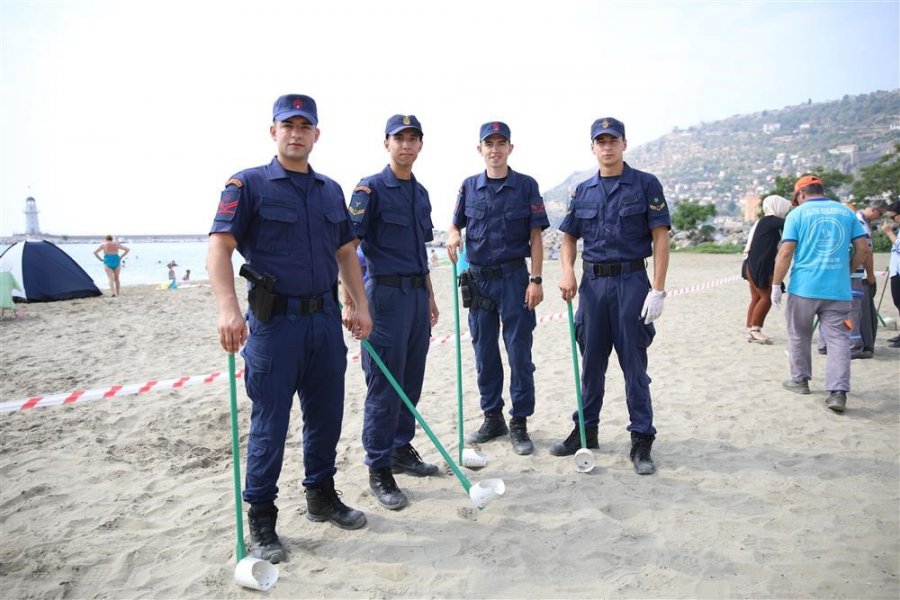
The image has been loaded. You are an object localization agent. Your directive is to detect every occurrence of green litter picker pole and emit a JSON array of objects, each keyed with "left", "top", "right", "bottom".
[
  {"left": 452, "top": 261, "right": 465, "bottom": 465},
  {"left": 228, "top": 353, "right": 247, "bottom": 561}
]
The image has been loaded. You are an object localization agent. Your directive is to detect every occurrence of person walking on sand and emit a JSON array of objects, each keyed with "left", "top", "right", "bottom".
[
  {"left": 344, "top": 113, "right": 440, "bottom": 511},
  {"left": 208, "top": 93, "right": 372, "bottom": 565},
  {"left": 742, "top": 195, "right": 791, "bottom": 344},
  {"left": 446, "top": 121, "right": 549, "bottom": 455},
  {"left": 772, "top": 175, "right": 868, "bottom": 413},
  {"left": 552, "top": 117, "right": 670, "bottom": 475},
  {"left": 93, "top": 235, "right": 129, "bottom": 297}
]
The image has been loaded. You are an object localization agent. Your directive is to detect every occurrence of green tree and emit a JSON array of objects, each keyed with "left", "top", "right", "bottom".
[
  {"left": 671, "top": 200, "right": 716, "bottom": 232},
  {"left": 761, "top": 168, "right": 854, "bottom": 203},
  {"left": 851, "top": 143, "right": 900, "bottom": 205}
]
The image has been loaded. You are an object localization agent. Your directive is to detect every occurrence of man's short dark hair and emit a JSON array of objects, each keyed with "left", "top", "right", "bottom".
[{"left": 801, "top": 183, "right": 825, "bottom": 196}]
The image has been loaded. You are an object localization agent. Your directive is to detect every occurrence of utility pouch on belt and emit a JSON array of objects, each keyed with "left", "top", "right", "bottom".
[
  {"left": 458, "top": 270, "right": 474, "bottom": 308},
  {"left": 240, "top": 264, "right": 277, "bottom": 323}
]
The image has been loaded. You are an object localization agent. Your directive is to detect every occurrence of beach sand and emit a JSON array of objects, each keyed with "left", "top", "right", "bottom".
[{"left": 1, "top": 253, "right": 898, "bottom": 599}]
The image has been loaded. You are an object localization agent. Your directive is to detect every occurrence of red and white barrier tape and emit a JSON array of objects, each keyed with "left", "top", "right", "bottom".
[{"left": 1, "top": 274, "right": 741, "bottom": 413}]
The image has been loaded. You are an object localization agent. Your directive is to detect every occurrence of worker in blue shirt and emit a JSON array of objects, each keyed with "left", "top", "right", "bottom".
[
  {"left": 446, "top": 121, "right": 549, "bottom": 455},
  {"left": 553, "top": 117, "right": 671, "bottom": 475},
  {"left": 344, "top": 114, "right": 440, "bottom": 511},
  {"left": 208, "top": 94, "right": 372, "bottom": 564}
]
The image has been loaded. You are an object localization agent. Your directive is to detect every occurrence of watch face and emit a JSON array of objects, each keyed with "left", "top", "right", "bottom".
[{"left": 530, "top": 276, "right": 542, "bottom": 284}]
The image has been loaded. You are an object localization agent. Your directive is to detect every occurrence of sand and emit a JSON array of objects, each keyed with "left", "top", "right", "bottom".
[{"left": 1, "top": 253, "right": 898, "bottom": 599}]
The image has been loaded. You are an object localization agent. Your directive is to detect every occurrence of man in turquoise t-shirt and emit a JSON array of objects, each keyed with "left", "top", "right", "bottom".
[{"left": 771, "top": 175, "right": 868, "bottom": 413}]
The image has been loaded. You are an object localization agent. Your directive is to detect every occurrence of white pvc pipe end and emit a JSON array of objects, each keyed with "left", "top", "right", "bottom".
[
  {"left": 468, "top": 478, "right": 506, "bottom": 509},
  {"left": 234, "top": 556, "right": 278, "bottom": 591},
  {"left": 461, "top": 448, "right": 487, "bottom": 468},
  {"left": 574, "top": 448, "right": 595, "bottom": 473}
]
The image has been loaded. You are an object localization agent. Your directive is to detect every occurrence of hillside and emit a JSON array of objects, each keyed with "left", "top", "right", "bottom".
[{"left": 542, "top": 89, "right": 900, "bottom": 225}]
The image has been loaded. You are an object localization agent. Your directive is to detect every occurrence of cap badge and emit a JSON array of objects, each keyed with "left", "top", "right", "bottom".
[
  {"left": 601, "top": 119, "right": 609, "bottom": 128},
  {"left": 293, "top": 98, "right": 303, "bottom": 109},
  {"left": 402, "top": 116, "right": 411, "bottom": 125},
  {"left": 492, "top": 122, "right": 500, "bottom": 131}
]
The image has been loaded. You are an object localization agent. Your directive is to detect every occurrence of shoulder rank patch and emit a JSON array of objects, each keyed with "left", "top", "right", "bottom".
[
  {"left": 225, "top": 177, "right": 243, "bottom": 189},
  {"left": 649, "top": 198, "right": 667, "bottom": 211},
  {"left": 216, "top": 189, "right": 240, "bottom": 221},
  {"left": 348, "top": 185, "right": 371, "bottom": 225}
]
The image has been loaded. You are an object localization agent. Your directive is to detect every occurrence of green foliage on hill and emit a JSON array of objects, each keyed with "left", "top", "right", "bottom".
[
  {"left": 671, "top": 200, "right": 716, "bottom": 232},
  {"left": 851, "top": 142, "right": 900, "bottom": 204}
]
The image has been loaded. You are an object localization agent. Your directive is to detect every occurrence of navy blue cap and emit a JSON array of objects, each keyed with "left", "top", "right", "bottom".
[
  {"left": 385, "top": 114, "right": 423, "bottom": 136},
  {"left": 479, "top": 121, "right": 511, "bottom": 141},
  {"left": 273, "top": 94, "right": 318, "bottom": 125},
  {"left": 590, "top": 117, "right": 625, "bottom": 140}
]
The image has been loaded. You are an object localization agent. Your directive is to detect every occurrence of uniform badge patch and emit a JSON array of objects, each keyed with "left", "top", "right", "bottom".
[
  {"left": 348, "top": 186, "right": 371, "bottom": 224},
  {"left": 216, "top": 189, "right": 240, "bottom": 221},
  {"left": 649, "top": 198, "right": 667, "bottom": 211},
  {"left": 224, "top": 178, "right": 243, "bottom": 189}
]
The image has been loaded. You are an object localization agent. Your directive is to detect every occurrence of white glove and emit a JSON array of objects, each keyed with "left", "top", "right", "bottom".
[
  {"left": 640, "top": 289, "right": 666, "bottom": 324},
  {"left": 771, "top": 285, "right": 784, "bottom": 309}
]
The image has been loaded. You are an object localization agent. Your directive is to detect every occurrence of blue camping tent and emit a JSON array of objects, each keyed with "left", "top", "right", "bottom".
[{"left": 0, "top": 240, "right": 101, "bottom": 302}]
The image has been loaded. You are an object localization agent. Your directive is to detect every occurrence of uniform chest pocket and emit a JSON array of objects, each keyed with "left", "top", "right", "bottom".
[
  {"left": 464, "top": 203, "right": 487, "bottom": 240},
  {"left": 504, "top": 204, "right": 531, "bottom": 238},
  {"left": 377, "top": 210, "right": 411, "bottom": 249},
  {"left": 573, "top": 205, "right": 599, "bottom": 239},
  {"left": 258, "top": 196, "right": 300, "bottom": 253},
  {"left": 323, "top": 209, "right": 346, "bottom": 250},
  {"left": 618, "top": 197, "right": 647, "bottom": 237}
]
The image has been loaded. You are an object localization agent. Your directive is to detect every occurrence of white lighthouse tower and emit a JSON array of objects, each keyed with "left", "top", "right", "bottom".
[{"left": 24, "top": 196, "right": 41, "bottom": 237}]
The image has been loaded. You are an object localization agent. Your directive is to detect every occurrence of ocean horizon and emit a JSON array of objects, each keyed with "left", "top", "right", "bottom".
[{"left": 18, "top": 241, "right": 450, "bottom": 290}]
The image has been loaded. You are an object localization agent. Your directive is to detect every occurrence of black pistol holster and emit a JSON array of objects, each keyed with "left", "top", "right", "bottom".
[
  {"left": 458, "top": 269, "right": 474, "bottom": 308},
  {"left": 458, "top": 269, "right": 497, "bottom": 311},
  {"left": 239, "top": 264, "right": 278, "bottom": 323}
]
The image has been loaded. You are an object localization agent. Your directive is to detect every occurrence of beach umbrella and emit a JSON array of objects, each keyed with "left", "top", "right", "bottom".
[
  {"left": 566, "top": 301, "right": 595, "bottom": 473},
  {"left": 452, "top": 261, "right": 487, "bottom": 469},
  {"left": 227, "top": 354, "right": 278, "bottom": 591}
]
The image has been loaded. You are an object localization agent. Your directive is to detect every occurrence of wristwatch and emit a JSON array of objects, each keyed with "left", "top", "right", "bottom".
[{"left": 529, "top": 275, "right": 542, "bottom": 285}]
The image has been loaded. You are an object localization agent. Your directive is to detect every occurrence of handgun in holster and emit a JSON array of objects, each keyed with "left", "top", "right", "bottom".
[
  {"left": 458, "top": 269, "right": 497, "bottom": 312},
  {"left": 458, "top": 269, "right": 474, "bottom": 308},
  {"left": 239, "top": 263, "right": 278, "bottom": 323}
]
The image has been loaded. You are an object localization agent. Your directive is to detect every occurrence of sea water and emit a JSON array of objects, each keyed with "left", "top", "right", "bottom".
[{"left": 56, "top": 241, "right": 449, "bottom": 289}]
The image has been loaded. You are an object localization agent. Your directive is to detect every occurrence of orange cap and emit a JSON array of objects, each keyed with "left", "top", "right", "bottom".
[{"left": 794, "top": 175, "right": 822, "bottom": 194}]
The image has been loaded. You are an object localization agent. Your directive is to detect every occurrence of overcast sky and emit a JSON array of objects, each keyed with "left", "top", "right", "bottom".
[{"left": 1, "top": 0, "right": 898, "bottom": 237}]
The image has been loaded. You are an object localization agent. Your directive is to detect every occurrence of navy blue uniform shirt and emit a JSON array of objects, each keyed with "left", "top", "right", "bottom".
[
  {"left": 348, "top": 165, "right": 434, "bottom": 277},
  {"left": 452, "top": 168, "right": 550, "bottom": 267},
  {"left": 559, "top": 163, "right": 670, "bottom": 263},
  {"left": 210, "top": 157, "right": 353, "bottom": 297}
]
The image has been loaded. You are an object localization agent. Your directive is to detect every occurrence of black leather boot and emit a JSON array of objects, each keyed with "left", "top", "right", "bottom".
[
  {"left": 549, "top": 425, "right": 598, "bottom": 456},
  {"left": 247, "top": 502, "right": 287, "bottom": 564},
  {"left": 368, "top": 467, "right": 408, "bottom": 510},
  {"left": 305, "top": 479, "right": 367, "bottom": 530},
  {"left": 630, "top": 432, "right": 656, "bottom": 475},
  {"left": 391, "top": 443, "right": 439, "bottom": 477},
  {"left": 466, "top": 412, "right": 509, "bottom": 444},
  {"left": 508, "top": 417, "right": 534, "bottom": 455}
]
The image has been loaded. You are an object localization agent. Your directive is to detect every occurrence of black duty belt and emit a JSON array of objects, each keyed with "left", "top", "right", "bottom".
[
  {"left": 469, "top": 258, "right": 527, "bottom": 279},
  {"left": 583, "top": 259, "right": 646, "bottom": 277},
  {"left": 375, "top": 275, "right": 427, "bottom": 288},
  {"left": 271, "top": 295, "right": 326, "bottom": 315}
]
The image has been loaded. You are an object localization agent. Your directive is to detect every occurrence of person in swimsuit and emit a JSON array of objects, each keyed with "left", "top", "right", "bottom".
[{"left": 94, "top": 235, "right": 129, "bottom": 296}]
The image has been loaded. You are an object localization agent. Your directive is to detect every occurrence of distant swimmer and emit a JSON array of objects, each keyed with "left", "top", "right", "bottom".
[{"left": 94, "top": 235, "right": 129, "bottom": 296}]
